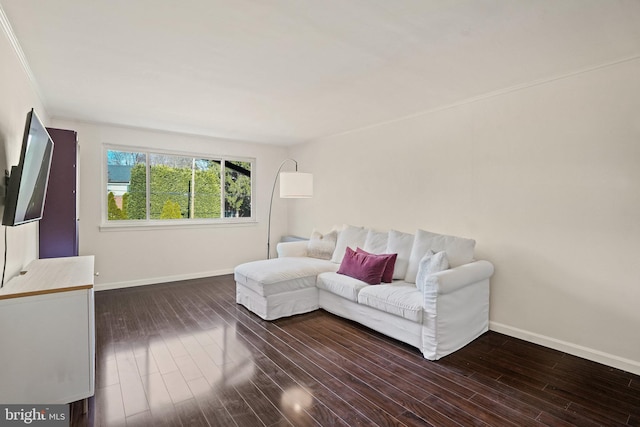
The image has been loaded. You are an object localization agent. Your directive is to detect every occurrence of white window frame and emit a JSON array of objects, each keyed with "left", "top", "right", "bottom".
[{"left": 101, "top": 144, "right": 256, "bottom": 230}]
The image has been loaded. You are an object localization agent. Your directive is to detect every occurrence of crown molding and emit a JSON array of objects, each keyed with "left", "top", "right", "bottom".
[
  {"left": 315, "top": 54, "right": 640, "bottom": 143},
  {"left": 0, "top": 4, "right": 47, "bottom": 108}
]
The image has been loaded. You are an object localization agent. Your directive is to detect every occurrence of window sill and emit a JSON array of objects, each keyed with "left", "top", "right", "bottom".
[{"left": 99, "top": 218, "right": 257, "bottom": 232}]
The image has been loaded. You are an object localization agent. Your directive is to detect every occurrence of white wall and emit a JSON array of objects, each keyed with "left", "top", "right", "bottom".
[
  {"left": 0, "top": 17, "right": 49, "bottom": 283},
  {"left": 288, "top": 58, "right": 640, "bottom": 374},
  {"left": 51, "top": 119, "right": 289, "bottom": 290}
]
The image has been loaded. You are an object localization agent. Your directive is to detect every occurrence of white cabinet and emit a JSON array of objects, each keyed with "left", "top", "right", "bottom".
[{"left": 0, "top": 256, "right": 95, "bottom": 404}]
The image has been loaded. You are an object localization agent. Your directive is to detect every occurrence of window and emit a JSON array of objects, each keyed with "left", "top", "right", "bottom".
[{"left": 105, "top": 146, "right": 253, "bottom": 225}]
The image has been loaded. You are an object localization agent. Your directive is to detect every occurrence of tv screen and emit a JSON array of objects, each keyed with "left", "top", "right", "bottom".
[{"left": 2, "top": 109, "right": 54, "bottom": 226}]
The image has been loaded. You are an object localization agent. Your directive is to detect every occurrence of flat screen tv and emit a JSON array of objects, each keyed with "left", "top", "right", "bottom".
[{"left": 2, "top": 109, "right": 54, "bottom": 226}]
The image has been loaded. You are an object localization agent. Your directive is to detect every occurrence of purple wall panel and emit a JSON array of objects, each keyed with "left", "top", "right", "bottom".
[{"left": 39, "top": 128, "right": 78, "bottom": 258}]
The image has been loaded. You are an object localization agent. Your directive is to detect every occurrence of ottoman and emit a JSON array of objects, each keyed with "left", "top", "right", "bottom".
[{"left": 234, "top": 257, "right": 339, "bottom": 320}]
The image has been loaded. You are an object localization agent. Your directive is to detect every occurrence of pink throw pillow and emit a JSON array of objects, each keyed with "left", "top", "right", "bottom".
[
  {"left": 356, "top": 248, "right": 397, "bottom": 283},
  {"left": 337, "top": 247, "right": 388, "bottom": 285}
]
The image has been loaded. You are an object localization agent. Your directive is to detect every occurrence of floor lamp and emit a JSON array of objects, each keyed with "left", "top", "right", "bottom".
[{"left": 267, "top": 159, "right": 313, "bottom": 259}]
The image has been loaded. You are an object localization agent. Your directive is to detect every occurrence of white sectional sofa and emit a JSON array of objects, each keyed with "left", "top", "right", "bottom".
[{"left": 234, "top": 226, "right": 494, "bottom": 360}]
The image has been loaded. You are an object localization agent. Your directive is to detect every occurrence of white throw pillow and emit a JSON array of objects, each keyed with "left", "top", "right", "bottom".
[
  {"left": 384, "top": 230, "right": 415, "bottom": 280},
  {"left": 363, "top": 230, "right": 388, "bottom": 254},
  {"left": 307, "top": 229, "right": 338, "bottom": 260},
  {"left": 416, "top": 251, "right": 449, "bottom": 292},
  {"left": 330, "top": 225, "right": 369, "bottom": 264},
  {"left": 405, "top": 229, "right": 475, "bottom": 283}
]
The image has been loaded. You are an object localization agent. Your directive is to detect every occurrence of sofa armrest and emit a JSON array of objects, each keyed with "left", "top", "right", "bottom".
[
  {"left": 424, "top": 260, "right": 494, "bottom": 295},
  {"left": 421, "top": 260, "right": 493, "bottom": 360},
  {"left": 277, "top": 240, "right": 309, "bottom": 258}
]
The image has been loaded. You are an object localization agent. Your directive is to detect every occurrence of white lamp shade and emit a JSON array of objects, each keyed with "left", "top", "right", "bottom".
[{"left": 280, "top": 172, "right": 313, "bottom": 198}]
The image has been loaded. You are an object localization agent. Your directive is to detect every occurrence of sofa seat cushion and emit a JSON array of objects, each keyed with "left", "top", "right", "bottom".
[
  {"left": 234, "top": 257, "right": 338, "bottom": 297},
  {"left": 317, "top": 272, "right": 370, "bottom": 302},
  {"left": 357, "top": 282, "right": 423, "bottom": 323}
]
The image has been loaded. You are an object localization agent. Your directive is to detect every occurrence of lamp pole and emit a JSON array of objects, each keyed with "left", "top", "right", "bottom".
[{"left": 267, "top": 159, "right": 298, "bottom": 259}]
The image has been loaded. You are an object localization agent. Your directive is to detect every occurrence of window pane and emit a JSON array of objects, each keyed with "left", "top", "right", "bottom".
[
  {"left": 106, "top": 150, "right": 147, "bottom": 220},
  {"left": 224, "top": 160, "right": 252, "bottom": 218},
  {"left": 193, "top": 159, "right": 222, "bottom": 219},
  {"left": 149, "top": 154, "right": 222, "bottom": 220}
]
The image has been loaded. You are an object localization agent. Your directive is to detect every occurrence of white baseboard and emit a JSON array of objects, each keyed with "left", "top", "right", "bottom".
[
  {"left": 95, "top": 269, "right": 234, "bottom": 292},
  {"left": 489, "top": 321, "right": 640, "bottom": 376}
]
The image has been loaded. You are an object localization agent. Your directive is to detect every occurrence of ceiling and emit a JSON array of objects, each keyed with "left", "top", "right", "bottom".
[{"left": 1, "top": 1, "right": 639, "bottom": 145}]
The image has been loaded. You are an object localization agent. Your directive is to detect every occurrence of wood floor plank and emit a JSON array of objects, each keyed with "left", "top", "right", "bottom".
[
  {"left": 215, "top": 383, "right": 265, "bottom": 427},
  {"left": 219, "top": 311, "right": 384, "bottom": 426},
  {"left": 243, "top": 337, "right": 350, "bottom": 426},
  {"left": 162, "top": 370, "right": 194, "bottom": 404},
  {"left": 186, "top": 377, "right": 237, "bottom": 427},
  {"left": 113, "top": 342, "right": 150, "bottom": 417},
  {"left": 294, "top": 317, "right": 482, "bottom": 426},
  {"left": 535, "top": 407, "right": 606, "bottom": 427},
  {"left": 301, "top": 320, "right": 530, "bottom": 427},
  {"left": 94, "top": 383, "right": 125, "bottom": 427},
  {"left": 234, "top": 379, "right": 292, "bottom": 426},
  {"left": 140, "top": 372, "right": 173, "bottom": 412},
  {"left": 173, "top": 398, "right": 209, "bottom": 427},
  {"left": 72, "top": 274, "right": 640, "bottom": 427},
  {"left": 250, "top": 366, "right": 323, "bottom": 427},
  {"left": 232, "top": 310, "right": 414, "bottom": 426},
  {"left": 311, "top": 315, "right": 482, "bottom": 403}
]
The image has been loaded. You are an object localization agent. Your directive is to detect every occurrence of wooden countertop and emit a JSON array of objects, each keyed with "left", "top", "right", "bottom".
[{"left": 0, "top": 256, "right": 95, "bottom": 300}]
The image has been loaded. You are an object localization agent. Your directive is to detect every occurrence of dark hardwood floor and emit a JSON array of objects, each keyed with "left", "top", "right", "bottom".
[{"left": 72, "top": 274, "right": 640, "bottom": 426}]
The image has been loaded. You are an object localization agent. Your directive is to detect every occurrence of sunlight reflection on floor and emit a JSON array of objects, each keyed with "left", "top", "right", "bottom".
[{"left": 97, "top": 323, "right": 256, "bottom": 424}]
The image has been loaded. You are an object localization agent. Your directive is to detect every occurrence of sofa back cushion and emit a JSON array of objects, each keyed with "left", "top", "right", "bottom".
[
  {"left": 330, "top": 225, "right": 368, "bottom": 264},
  {"left": 405, "top": 229, "right": 475, "bottom": 283},
  {"left": 363, "top": 230, "right": 388, "bottom": 253},
  {"left": 337, "top": 247, "right": 388, "bottom": 285},
  {"left": 385, "top": 230, "right": 415, "bottom": 280}
]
